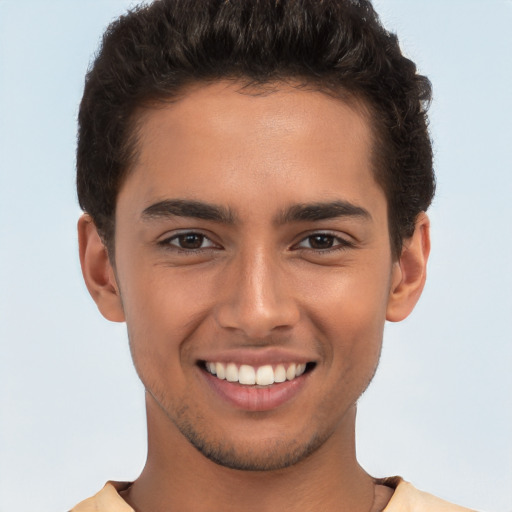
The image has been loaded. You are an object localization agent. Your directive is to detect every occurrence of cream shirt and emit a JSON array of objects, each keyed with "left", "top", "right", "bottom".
[{"left": 70, "top": 478, "right": 478, "bottom": 511}]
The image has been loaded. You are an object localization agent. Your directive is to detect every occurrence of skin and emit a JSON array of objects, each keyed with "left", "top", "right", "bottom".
[{"left": 79, "top": 82, "right": 430, "bottom": 512}]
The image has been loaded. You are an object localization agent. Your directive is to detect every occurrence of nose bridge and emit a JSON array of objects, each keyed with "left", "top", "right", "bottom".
[{"left": 215, "top": 243, "right": 299, "bottom": 338}]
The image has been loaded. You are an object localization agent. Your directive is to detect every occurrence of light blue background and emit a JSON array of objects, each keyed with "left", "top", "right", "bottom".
[{"left": 0, "top": 1, "right": 511, "bottom": 511}]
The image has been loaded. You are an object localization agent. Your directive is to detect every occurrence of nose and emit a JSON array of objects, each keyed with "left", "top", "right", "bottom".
[{"left": 214, "top": 246, "right": 300, "bottom": 339}]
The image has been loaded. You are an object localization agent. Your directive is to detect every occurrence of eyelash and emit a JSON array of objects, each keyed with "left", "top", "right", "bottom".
[
  {"left": 294, "top": 232, "right": 354, "bottom": 254},
  {"left": 158, "top": 231, "right": 354, "bottom": 254},
  {"left": 159, "top": 232, "right": 219, "bottom": 254}
]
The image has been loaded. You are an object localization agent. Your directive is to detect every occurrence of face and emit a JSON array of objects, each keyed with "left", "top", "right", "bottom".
[{"left": 110, "top": 82, "right": 402, "bottom": 470}]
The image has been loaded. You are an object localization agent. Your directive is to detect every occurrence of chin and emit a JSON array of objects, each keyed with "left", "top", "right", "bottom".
[{"left": 177, "top": 417, "right": 327, "bottom": 471}]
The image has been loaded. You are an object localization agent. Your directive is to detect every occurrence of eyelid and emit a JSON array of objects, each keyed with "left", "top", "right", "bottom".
[
  {"left": 158, "top": 230, "right": 221, "bottom": 250},
  {"left": 293, "top": 231, "right": 355, "bottom": 250}
]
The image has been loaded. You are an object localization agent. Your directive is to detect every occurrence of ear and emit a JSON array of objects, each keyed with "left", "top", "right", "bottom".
[
  {"left": 78, "top": 214, "right": 125, "bottom": 322},
  {"left": 386, "top": 212, "right": 431, "bottom": 322}
]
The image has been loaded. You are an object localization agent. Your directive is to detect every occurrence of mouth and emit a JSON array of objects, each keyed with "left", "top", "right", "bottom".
[
  {"left": 197, "top": 351, "right": 317, "bottom": 411},
  {"left": 200, "top": 361, "right": 316, "bottom": 386}
]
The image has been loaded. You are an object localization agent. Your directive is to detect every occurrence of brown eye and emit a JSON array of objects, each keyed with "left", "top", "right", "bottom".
[
  {"left": 166, "top": 232, "right": 216, "bottom": 250},
  {"left": 295, "top": 233, "right": 352, "bottom": 252},
  {"left": 177, "top": 233, "right": 204, "bottom": 249},
  {"left": 308, "top": 234, "right": 335, "bottom": 249}
]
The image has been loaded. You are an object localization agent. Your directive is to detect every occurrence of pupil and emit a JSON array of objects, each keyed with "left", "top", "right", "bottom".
[
  {"left": 310, "top": 235, "right": 333, "bottom": 249},
  {"left": 179, "top": 234, "right": 203, "bottom": 249}
]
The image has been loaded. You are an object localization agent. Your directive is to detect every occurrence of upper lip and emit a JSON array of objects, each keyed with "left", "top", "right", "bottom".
[{"left": 197, "top": 347, "right": 317, "bottom": 366}]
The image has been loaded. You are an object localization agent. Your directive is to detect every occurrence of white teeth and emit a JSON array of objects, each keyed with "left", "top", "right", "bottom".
[
  {"left": 286, "top": 363, "right": 296, "bottom": 381},
  {"left": 205, "top": 361, "right": 309, "bottom": 386},
  {"left": 274, "top": 364, "right": 286, "bottom": 383},
  {"left": 256, "top": 365, "right": 275, "bottom": 386},
  {"left": 238, "top": 365, "right": 256, "bottom": 385},
  {"left": 225, "top": 363, "right": 238, "bottom": 382},
  {"left": 215, "top": 362, "right": 226, "bottom": 380}
]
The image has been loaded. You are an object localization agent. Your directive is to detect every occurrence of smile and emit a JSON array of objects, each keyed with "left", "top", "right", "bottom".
[{"left": 204, "top": 362, "right": 309, "bottom": 386}]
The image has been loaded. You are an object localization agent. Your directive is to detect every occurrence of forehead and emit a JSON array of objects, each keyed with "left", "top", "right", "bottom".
[
  {"left": 120, "top": 81, "right": 383, "bottom": 220},
  {"left": 136, "top": 81, "right": 372, "bottom": 164}
]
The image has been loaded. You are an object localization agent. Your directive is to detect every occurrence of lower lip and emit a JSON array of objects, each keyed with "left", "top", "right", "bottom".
[{"left": 201, "top": 368, "right": 309, "bottom": 412}]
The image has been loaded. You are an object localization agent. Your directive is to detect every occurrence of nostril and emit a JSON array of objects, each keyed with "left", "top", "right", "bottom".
[{"left": 214, "top": 289, "right": 301, "bottom": 339}]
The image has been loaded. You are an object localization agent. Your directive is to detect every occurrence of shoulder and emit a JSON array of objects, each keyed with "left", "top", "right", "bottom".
[
  {"left": 382, "top": 477, "right": 480, "bottom": 512},
  {"left": 70, "top": 478, "right": 481, "bottom": 512},
  {"left": 70, "top": 481, "right": 133, "bottom": 512}
]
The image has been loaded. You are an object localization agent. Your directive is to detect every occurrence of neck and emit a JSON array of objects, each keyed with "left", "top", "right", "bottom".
[{"left": 122, "top": 394, "right": 376, "bottom": 512}]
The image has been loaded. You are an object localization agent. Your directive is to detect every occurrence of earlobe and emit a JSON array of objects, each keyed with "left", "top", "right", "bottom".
[
  {"left": 386, "top": 212, "right": 431, "bottom": 322},
  {"left": 78, "top": 214, "right": 125, "bottom": 322}
]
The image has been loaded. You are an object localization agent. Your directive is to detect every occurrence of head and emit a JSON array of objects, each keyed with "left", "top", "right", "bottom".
[
  {"left": 77, "top": 0, "right": 434, "bottom": 260},
  {"left": 77, "top": 0, "right": 433, "bottom": 473}
]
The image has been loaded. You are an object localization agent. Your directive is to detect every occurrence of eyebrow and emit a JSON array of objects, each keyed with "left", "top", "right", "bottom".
[
  {"left": 141, "top": 199, "right": 237, "bottom": 224},
  {"left": 141, "top": 199, "right": 371, "bottom": 224},
  {"left": 275, "top": 200, "right": 371, "bottom": 225}
]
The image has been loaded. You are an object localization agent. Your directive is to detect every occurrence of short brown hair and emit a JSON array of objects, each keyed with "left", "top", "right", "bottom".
[{"left": 77, "top": 0, "right": 434, "bottom": 257}]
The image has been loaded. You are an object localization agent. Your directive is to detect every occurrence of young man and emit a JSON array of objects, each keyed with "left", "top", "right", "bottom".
[{"left": 72, "top": 1, "right": 476, "bottom": 510}]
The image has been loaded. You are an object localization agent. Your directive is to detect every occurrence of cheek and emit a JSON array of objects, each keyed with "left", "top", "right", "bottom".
[
  {"left": 300, "top": 263, "right": 391, "bottom": 360},
  {"left": 120, "top": 265, "right": 215, "bottom": 372},
  {"left": 120, "top": 259, "right": 203, "bottom": 328}
]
